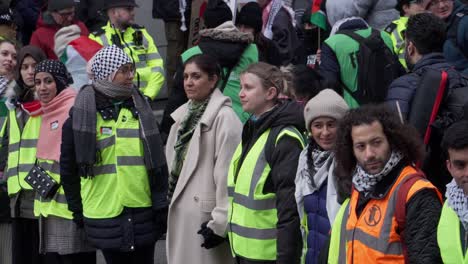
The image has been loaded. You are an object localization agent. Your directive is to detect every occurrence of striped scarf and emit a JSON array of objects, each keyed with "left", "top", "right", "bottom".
[{"left": 168, "top": 98, "right": 210, "bottom": 200}]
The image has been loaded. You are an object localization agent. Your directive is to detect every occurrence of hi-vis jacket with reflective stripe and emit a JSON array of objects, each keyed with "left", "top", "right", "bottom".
[
  {"left": 328, "top": 166, "right": 439, "bottom": 264},
  {"left": 384, "top": 16, "right": 408, "bottom": 69},
  {"left": 227, "top": 126, "right": 305, "bottom": 261},
  {"left": 89, "top": 22, "right": 165, "bottom": 100},
  {"left": 6, "top": 110, "right": 41, "bottom": 196},
  {"left": 438, "top": 202, "right": 468, "bottom": 264},
  {"left": 80, "top": 107, "right": 151, "bottom": 219},
  {"left": 33, "top": 159, "right": 79, "bottom": 219}
]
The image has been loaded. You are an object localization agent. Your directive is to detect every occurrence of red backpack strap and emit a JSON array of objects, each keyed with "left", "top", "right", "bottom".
[
  {"left": 423, "top": 70, "right": 448, "bottom": 146},
  {"left": 395, "top": 172, "right": 426, "bottom": 262}
]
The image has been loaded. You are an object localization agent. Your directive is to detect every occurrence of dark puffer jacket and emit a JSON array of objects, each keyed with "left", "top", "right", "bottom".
[
  {"left": 386, "top": 53, "right": 468, "bottom": 193},
  {"left": 234, "top": 100, "right": 304, "bottom": 264},
  {"left": 443, "top": 0, "right": 468, "bottom": 74}
]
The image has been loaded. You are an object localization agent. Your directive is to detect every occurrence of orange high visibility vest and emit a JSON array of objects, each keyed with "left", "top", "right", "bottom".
[{"left": 340, "top": 166, "right": 441, "bottom": 263}]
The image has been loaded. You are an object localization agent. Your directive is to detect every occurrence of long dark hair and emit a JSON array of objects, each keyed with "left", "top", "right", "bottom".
[{"left": 334, "top": 104, "right": 424, "bottom": 197}]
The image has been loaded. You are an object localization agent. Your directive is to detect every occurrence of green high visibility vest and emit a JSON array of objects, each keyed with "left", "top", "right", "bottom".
[
  {"left": 328, "top": 198, "right": 350, "bottom": 264},
  {"left": 324, "top": 28, "right": 394, "bottom": 108},
  {"left": 33, "top": 159, "right": 78, "bottom": 219},
  {"left": 227, "top": 126, "right": 304, "bottom": 261},
  {"left": 438, "top": 202, "right": 468, "bottom": 264},
  {"left": 385, "top": 17, "right": 408, "bottom": 69},
  {"left": 6, "top": 110, "right": 41, "bottom": 196},
  {"left": 80, "top": 108, "right": 151, "bottom": 219}
]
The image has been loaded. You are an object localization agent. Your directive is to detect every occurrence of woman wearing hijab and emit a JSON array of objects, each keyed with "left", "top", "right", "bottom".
[
  {"left": 33, "top": 60, "right": 95, "bottom": 263},
  {"left": 60, "top": 45, "right": 169, "bottom": 264},
  {"left": 0, "top": 45, "right": 46, "bottom": 264},
  {"left": 166, "top": 54, "right": 241, "bottom": 264}
]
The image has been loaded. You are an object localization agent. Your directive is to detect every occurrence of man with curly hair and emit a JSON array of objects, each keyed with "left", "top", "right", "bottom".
[{"left": 327, "top": 104, "right": 442, "bottom": 264}]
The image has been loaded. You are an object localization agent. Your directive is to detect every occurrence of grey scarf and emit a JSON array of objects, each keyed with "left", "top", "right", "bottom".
[
  {"left": 72, "top": 80, "right": 167, "bottom": 179},
  {"left": 352, "top": 151, "right": 403, "bottom": 194},
  {"left": 446, "top": 179, "right": 468, "bottom": 231}
]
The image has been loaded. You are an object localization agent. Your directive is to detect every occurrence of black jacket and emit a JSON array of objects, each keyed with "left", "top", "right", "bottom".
[
  {"left": 60, "top": 99, "right": 167, "bottom": 250},
  {"left": 386, "top": 53, "right": 468, "bottom": 193},
  {"left": 235, "top": 101, "right": 304, "bottom": 264},
  {"left": 354, "top": 162, "right": 442, "bottom": 263},
  {"left": 76, "top": 0, "right": 106, "bottom": 32},
  {"left": 152, "top": 0, "right": 192, "bottom": 22},
  {"left": 271, "top": 8, "right": 301, "bottom": 66}
]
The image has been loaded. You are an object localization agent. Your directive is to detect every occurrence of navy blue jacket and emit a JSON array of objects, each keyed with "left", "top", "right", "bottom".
[{"left": 444, "top": 0, "right": 468, "bottom": 74}]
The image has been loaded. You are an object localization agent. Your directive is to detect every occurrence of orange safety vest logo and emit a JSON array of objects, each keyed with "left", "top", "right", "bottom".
[{"left": 339, "top": 166, "right": 440, "bottom": 263}]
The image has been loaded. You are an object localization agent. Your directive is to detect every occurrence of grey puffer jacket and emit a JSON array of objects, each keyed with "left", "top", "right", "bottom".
[{"left": 326, "top": 0, "right": 399, "bottom": 30}]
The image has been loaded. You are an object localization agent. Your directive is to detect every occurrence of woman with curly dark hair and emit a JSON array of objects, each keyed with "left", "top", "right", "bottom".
[{"left": 327, "top": 104, "right": 443, "bottom": 264}]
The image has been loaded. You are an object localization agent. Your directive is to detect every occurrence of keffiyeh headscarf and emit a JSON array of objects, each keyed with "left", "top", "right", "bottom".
[
  {"left": 34, "top": 59, "right": 74, "bottom": 93},
  {"left": 446, "top": 179, "right": 468, "bottom": 231},
  {"left": 352, "top": 151, "right": 403, "bottom": 194},
  {"left": 73, "top": 45, "right": 167, "bottom": 188}
]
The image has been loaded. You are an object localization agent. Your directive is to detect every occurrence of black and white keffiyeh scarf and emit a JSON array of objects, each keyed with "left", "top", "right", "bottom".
[
  {"left": 352, "top": 151, "right": 403, "bottom": 194},
  {"left": 446, "top": 179, "right": 468, "bottom": 231}
]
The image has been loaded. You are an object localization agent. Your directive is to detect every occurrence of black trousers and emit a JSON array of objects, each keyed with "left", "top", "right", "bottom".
[
  {"left": 43, "top": 252, "right": 96, "bottom": 264},
  {"left": 102, "top": 245, "right": 154, "bottom": 264},
  {"left": 12, "top": 217, "right": 42, "bottom": 264}
]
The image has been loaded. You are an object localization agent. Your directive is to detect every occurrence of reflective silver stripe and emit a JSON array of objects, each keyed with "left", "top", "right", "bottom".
[
  {"left": 392, "top": 29, "right": 404, "bottom": 50},
  {"left": 232, "top": 192, "right": 275, "bottom": 210},
  {"left": 228, "top": 186, "right": 234, "bottom": 197},
  {"left": 116, "top": 129, "right": 139, "bottom": 138},
  {"left": 146, "top": 53, "right": 161, "bottom": 60},
  {"left": 6, "top": 167, "right": 17, "bottom": 178},
  {"left": 338, "top": 203, "right": 349, "bottom": 263},
  {"left": 100, "top": 34, "right": 109, "bottom": 46},
  {"left": 8, "top": 142, "right": 19, "bottom": 152},
  {"left": 97, "top": 136, "right": 115, "bottom": 150},
  {"left": 151, "top": 66, "right": 164, "bottom": 74},
  {"left": 117, "top": 156, "right": 145, "bottom": 166},
  {"left": 135, "top": 61, "right": 146, "bottom": 69},
  {"left": 398, "top": 52, "right": 405, "bottom": 60},
  {"left": 249, "top": 149, "right": 268, "bottom": 197},
  {"left": 37, "top": 193, "right": 68, "bottom": 204},
  {"left": 9, "top": 139, "right": 38, "bottom": 152},
  {"left": 138, "top": 81, "right": 148, "bottom": 88},
  {"left": 18, "top": 163, "right": 34, "bottom": 172},
  {"left": 93, "top": 164, "right": 117, "bottom": 175},
  {"left": 38, "top": 162, "right": 60, "bottom": 175},
  {"left": 230, "top": 223, "right": 276, "bottom": 240}
]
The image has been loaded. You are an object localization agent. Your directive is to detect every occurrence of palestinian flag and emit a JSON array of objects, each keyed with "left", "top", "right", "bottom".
[{"left": 310, "top": 0, "right": 327, "bottom": 30}]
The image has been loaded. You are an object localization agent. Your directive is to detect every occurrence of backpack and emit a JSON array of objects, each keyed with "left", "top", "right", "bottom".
[
  {"left": 408, "top": 68, "right": 468, "bottom": 147},
  {"left": 339, "top": 29, "right": 402, "bottom": 105}
]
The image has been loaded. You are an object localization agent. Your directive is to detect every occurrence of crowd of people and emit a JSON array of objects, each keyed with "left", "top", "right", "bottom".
[{"left": 0, "top": 0, "right": 467, "bottom": 264}]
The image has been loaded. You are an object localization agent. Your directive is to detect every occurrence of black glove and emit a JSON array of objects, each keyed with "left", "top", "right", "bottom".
[
  {"left": 154, "top": 207, "right": 168, "bottom": 240},
  {"left": 197, "top": 221, "right": 225, "bottom": 249},
  {"left": 72, "top": 212, "right": 84, "bottom": 228}
]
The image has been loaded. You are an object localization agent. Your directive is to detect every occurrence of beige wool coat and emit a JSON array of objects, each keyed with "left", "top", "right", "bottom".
[{"left": 166, "top": 89, "right": 242, "bottom": 264}]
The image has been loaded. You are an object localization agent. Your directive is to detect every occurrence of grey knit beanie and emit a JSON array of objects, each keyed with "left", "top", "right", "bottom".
[{"left": 304, "top": 89, "right": 349, "bottom": 132}]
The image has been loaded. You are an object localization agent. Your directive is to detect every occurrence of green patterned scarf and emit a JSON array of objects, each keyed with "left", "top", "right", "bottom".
[{"left": 168, "top": 98, "right": 210, "bottom": 200}]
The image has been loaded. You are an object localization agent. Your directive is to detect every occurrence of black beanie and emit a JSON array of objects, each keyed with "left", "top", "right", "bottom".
[
  {"left": 236, "top": 2, "right": 262, "bottom": 34},
  {"left": 48, "top": 0, "right": 75, "bottom": 12},
  {"left": 204, "top": 0, "right": 233, "bottom": 29}
]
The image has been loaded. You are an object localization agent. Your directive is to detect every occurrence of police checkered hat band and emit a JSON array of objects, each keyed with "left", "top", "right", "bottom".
[{"left": 91, "top": 45, "right": 132, "bottom": 81}]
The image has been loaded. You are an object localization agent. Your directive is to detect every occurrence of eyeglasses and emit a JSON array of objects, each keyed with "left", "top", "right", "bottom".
[
  {"left": 117, "top": 65, "right": 135, "bottom": 76},
  {"left": 428, "top": 0, "right": 454, "bottom": 9}
]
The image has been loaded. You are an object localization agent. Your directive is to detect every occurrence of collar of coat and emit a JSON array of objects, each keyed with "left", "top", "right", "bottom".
[
  {"left": 171, "top": 89, "right": 232, "bottom": 130},
  {"left": 199, "top": 21, "right": 254, "bottom": 44}
]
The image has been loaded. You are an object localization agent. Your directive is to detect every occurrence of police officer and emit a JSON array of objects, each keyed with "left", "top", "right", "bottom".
[
  {"left": 384, "top": 0, "right": 431, "bottom": 68},
  {"left": 90, "top": 0, "right": 165, "bottom": 100}
]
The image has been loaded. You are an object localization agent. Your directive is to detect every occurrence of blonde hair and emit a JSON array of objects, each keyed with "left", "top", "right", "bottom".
[{"left": 241, "top": 62, "right": 293, "bottom": 98}]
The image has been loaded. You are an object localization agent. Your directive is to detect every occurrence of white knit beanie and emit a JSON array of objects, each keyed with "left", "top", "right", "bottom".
[{"left": 304, "top": 89, "right": 349, "bottom": 132}]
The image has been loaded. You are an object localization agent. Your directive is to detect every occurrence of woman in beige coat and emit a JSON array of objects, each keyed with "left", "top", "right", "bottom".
[{"left": 166, "top": 54, "right": 241, "bottom": 264}]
